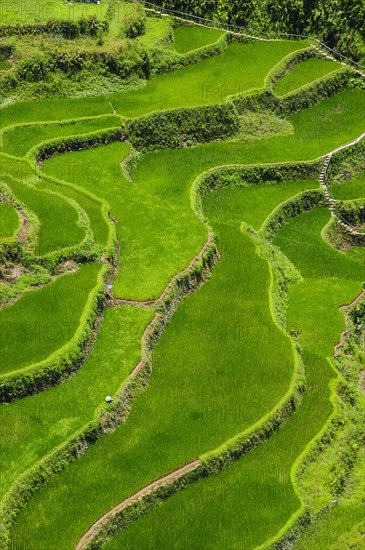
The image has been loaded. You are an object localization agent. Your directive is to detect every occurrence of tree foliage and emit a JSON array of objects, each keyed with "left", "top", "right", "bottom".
[{"left": 155, "top": 0, "right": 365, "bottom": 61}]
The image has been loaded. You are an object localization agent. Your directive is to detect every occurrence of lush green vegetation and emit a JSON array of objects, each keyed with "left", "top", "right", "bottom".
[
  {"left": 39, "top": 178, "right": 110, "bottom": 248},
  {"left": 43, "top": 141, "right": 207, "bottom": 299},
  {"left": 0, "top": 304, "right": 153, "bottom": 500},
  {"left": 0, "top": 263, "right": 101, "bottom": 376},
  {"left": 330, "top": 171, "right": 365, "bottom": 200},
  {"left": 0, "top": 0, "right": 108, "bottom": 25},
  {"left": 110, "top": 41, "right": 307, "bottom": 116},
  {"left": 274, "top": 57, "right": 342, "bottom": 96},
  {"left": 1, "top": 116, "right": 121, "bottom": 157},
  {"left": 153, "top": 1, "right": 365, "bottom": 62},
  {"left": 0, "top": 97, "right": 114, "bottom": 131},
  {"left": 0, "top": 202, "right": 19, "bottom": 239},
  {"left": 1, "top": 19, "right": 364, "bottom": 550},
  {"left": 173, "top": 25, "right": 224, "bottom": 53},
  {"left": 139, "top": 16, "right": 172, "bottom": 49},
  {"left": 8, "top": 180, "right": 313, "bottom": 549},
  {"left": 2, "top": 176, "right": 85, "bottom": 256},
  {"left": 42, "top": 88, "right": 365, "bottom": 299},
  {"left": 103, "top": 208, "right": 363, "bottom": 550},
  {"left": 0, "top": 59, "right": 12, "bottom": 70},
  {"left": 0, "top": 40, "right": 307, "bottom": 125}
]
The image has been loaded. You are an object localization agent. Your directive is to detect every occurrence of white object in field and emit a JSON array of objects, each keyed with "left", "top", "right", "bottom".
[{"left": 105, "top": 396, "right": 113, "bottom": 403}]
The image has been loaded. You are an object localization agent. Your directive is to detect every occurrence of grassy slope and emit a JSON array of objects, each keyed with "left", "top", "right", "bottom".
[
  {"left": 140, "top": 17, "right": 172, "bottom": 49},
  {"left": 330, "top": 171, "right": 365, "bottom": 200},
  {"left": 0, "top": 305, "right": 153, "bottom": 500},
  {"left": 110, "top": 41, "right": 306, "bottom": 117},
  {"left": 0, "top": 97, "right": 113, "bottom": 131},
  {"left": 0, "top": 203, "right": 19, "bottom": 239},
  {"left": 3, "top": 176, "right": 85, "bottom": 255},
  {"left": 274, "top": 57, "right": 342, "bottom": 96},
  {"left": 0, "top": 263, "right": 101, "bottom": 376},
  {"left": 0, "top": 155, "right": 110, "bottom": 248},
  {"left": 2, "top": 44, "right": 362, "bottom": 550},
  {"left": 39, "top": 178, "right": 110, "bottom": 248},
  {"left": 173, "top": 25, "right": 224, "bottom": 53},
  {"left": 103, "top": 209, "right": 363, "bottom": 550},
  {"left": 45, "top": 141, "right": 207, "bottom": 300},
  {"left": 293, "top": 448, "right": 365, "bottom": 549},
  {"left": 0, "top": 0, "right": 107, "bottom": 25},
  {"left": 295, "top": 504, "right": 365, "bottom": 549},
  {"left": 0, "top": 40, "right": 305, "bottom": 130},
  {"left": 8, "top": 179, "right": 317, "bottom": 550},
  {"left": 1, "top": 116, "right": 121, "bottom": 157},
  {"left": 43, "top": 88, "right": 365, "bottom": 299}
]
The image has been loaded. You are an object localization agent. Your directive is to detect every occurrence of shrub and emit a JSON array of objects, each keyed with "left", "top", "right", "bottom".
[
  {"left": 127, "top": 103, "right": 240, "bottom": 150},
  {"left": 123, "top": 4, "right": 146, "bottom": 39}
]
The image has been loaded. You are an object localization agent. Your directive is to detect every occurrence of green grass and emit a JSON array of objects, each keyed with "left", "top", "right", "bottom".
[
  {"left": 0, "top": 203, "right": 20, "bottom": 239},
  {"left": 104, "top": 353, "right": 333, "bottom": 550},
  {"left": 273, "top": 207, "right": 364, "bottom": 280},
  {"left": 2, "top": 38, "right": 364, "bottom": 549},
  {"left": 43, "top": 88, "right": 365, "bottom": 300},
  {"left": 0, "top": 40, "right": 305, "bottom": 128},
  {"left": 39, "top": 178, "right": 110, "bottom": 248},
  {"left": 0, "top": 0, "right": 108, "bottom": 25},
  {"left": 330, "top": 171, "right": 365, "bottom": 200},
  {"left": 1, "top": 116, "right": 121, "bottom": 157},
  {"left": 139, "top": 17, "right": 173, "bottom": 49},
  {"left": 274, "top": 57, "right": 342, "bottom": 96},
  {"left": 294, "top": 504, "right": 365, "bottom": 549},
  {"left": 101, "top": 208, "right": 363, "bottom": 550},
  {"left": 0, "top": 263, "right": 101, "bottom": 376},
  {"left": 205, "top": 179, "right": 319, "bottom": 230},
  {"left": 2, "top": 176, "right": 85, "bottom": 255},
  {"left": 0, "top": 97, "right": 113, "bottom": 131},
  {"left": 173, "top": 25, "right": 224, "bottom": 53},
  {"left": 8, "top": 180, "right": 309, "bottom": 550},
  {"left": 293, "top": 448, "right": 365, "bottom": 549},
  {"left": 0, "top": 305, "right": 153, "bottom": 500},
  {"left": 0, "top": 59, "right": 12, "bottom": 70},
  {"left": 109, "top": 41, "right": 307, "bottom": 117},
  {"left": 44, "top": 141, "right": 208, "bottom": 300}
]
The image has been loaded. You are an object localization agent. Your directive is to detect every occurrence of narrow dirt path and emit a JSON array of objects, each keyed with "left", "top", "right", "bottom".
[{"left": 75, "top": 460, "right": 202, "bottom": 550}]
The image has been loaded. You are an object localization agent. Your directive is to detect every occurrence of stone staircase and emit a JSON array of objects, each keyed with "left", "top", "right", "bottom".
[
  {"left": 311, "top": 44, "right": 365, "bottom": 78},
  {"left": 319, "top": 152, "right": 364, "bottom": 237}
]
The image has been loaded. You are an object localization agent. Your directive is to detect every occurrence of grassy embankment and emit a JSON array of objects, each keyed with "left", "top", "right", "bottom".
[
  {"left": 274, "top": 57, "right": 342, "bottom": 96},
  {"left": 8, "top": 178, "right": 315, "bottom": 550},
  {"left": 43, "top": 88, "right": 365, "bottom": 299},
  {"left": 102, "top": 207, "right": 363, "bottom": 550},
  {"left": 0, "top": 203, "right": 19, "bottom": 239}
]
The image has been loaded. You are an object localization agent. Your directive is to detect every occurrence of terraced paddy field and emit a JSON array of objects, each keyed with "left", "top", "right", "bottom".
[
  {"left": 0, "top": 203, "right": 19, "bottom": 239},
  {"left": 330, "top": 171, "right": 365, "bottom": 200},
  {"left": 0, "top": 116, "right": 122, "bottom": 158},
  {"left": 274, "top": 57, "right": 342, "bottom": 96},
  {"left": 173, "top": 25, "right": 224, "bottom": 53},
  {"left": 0, "top": 263, "right": 101, "bottom": 375},
  {"left": 0, "top": 12, "right": 364, "bottom": 550}
]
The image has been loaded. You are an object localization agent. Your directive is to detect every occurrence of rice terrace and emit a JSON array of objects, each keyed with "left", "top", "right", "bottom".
[{"left": 0, "top": 0, "right": 364, "bottom": 548}]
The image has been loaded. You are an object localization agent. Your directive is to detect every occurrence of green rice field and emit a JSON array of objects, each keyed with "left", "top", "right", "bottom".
[
  {"left": 1, "top": 14, "right": 364, "bottom": 550},
  {"left": 0, "top": 263, "right": 101, "bottom": 376},
  {"left": 0, "top": 203, "right": 19, "bottom": 239},
  {"left": 274, "top": 57, "right": 342, "bottom": 96},
  {"left": 173, "top": 25, "right": 224, "bottom": 53}
]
